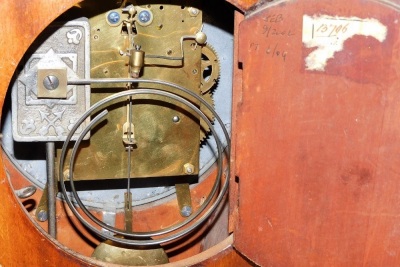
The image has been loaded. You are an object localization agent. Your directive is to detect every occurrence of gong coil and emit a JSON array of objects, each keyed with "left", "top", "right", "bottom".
[{"left": 59, "top": 79, "right": 230, "bottom": 246}]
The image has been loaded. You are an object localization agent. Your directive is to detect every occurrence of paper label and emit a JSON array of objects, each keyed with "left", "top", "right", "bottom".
[{"left": 302, "top": 15, "right": 387, "bottom": 71}]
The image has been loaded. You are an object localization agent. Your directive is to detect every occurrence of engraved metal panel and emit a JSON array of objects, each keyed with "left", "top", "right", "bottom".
[{"left": 12, "top": 19, "right": 90, "bottom": 142}]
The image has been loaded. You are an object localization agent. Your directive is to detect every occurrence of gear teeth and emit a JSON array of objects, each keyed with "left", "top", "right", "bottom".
[
  {"left": 199, "top": 91, "right": 215, "bottom": 143},
  {"left": 200, "top": 44, "right": 220, "bottom": 95}
]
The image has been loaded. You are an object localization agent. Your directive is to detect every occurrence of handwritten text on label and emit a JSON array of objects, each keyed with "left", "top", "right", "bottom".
[{"left": 302, "top": 15, "right": 388, "bottom": 71}]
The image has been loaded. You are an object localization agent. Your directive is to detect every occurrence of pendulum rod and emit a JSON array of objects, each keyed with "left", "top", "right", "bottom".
[
  {"left": 46, "top": 141, "right": 57, "bottom": 238},
  {"left": 124, "top": 95, "right": 133, "bottom": 232},
  {"left": 127, "top": 95, "right": 133, "bottom": 192}
]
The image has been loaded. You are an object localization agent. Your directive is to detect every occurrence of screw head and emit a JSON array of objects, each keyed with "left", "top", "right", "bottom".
[
  {"left": 63, "top": 169, "right": 70, "bottom": 180},
  {"left": 37, "top": 210, "right": 48, "bottom": 222},
  {"left": 188, "top": 7, "right": 199, "bottom": 16},
  {"left": 16, "top": 186, "right": 36, "bottom": 199},
  {"left": 43, "top": 75, "right": 59, "bottom": 90},
  {"left": 172, "top": 115, "right": 180, "bottom": 123},
  {"left": 138, "top": 10, "right": 151, "bottom": 23},
  {"left": 184, "top": 163, "right": 195, "bottom": 174},
  {"left": 107, "top": 11, "right": 120, "bottom": 24},
  {"left": 181, "top": 206, "right": 192, "bottom": 217}
]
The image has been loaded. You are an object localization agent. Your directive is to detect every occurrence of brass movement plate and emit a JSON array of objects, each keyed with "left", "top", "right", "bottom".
[{"left": 59, "top": 1, "right": 204, "bottom": 180}]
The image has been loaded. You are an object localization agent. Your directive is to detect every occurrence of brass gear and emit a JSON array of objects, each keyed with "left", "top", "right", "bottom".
[
  {"left": 199, "top": 44, "right": 219, "bottom": 142},
  {"left": 200, "top": 44, "right": 220, "bottom": 94},
  {"left": 200, "top": 91, "right": 214, "bottom": 143}
]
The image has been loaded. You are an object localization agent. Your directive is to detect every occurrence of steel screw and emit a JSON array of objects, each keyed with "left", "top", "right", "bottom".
[
  {"left": 37, "top": 210, "right": 48, "bottom": 222},
  {"left": 43, "top": 75, "right": 59, "bottom": 90},
  {"left": 184, "top": 163, "right": 194, "bottom": 174},
  {"left": 107, "top": 11, "right": 120, "bottom": 24},
  {"left": 172, "top": 115, "right": 180, "bottom": 123},
  {"left": 15, "top": 186, "right": 36, "bottom": 199},
  {"left": 138, "top": 10, "right": 151, "bottom": 23},
  {"left": 188, "top": 7, "right": 199, "bottom": 16},
  {"left": 181, "top": 205, "right": 192, "bottom": 217}
]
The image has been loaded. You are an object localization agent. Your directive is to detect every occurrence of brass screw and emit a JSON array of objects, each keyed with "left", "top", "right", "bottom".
[
  {"left": 195, "top": 32, "right": 207, "bottom": 45},
  {"left": 63, "top": 169, "right": 70, "bottom": 180}
]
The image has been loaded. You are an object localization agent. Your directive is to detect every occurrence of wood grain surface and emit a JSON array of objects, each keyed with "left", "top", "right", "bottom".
[{"left": 233, "top": 0, "right": 400, "bottom": 265}]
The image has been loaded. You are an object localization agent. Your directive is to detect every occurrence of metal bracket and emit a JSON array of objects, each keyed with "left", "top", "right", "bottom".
[
  {"left": 175, "top": 183, "right": 193, "bottom": 217},
  {"left": 124, "top": 192, "right": 133, "bottom": 232},
  {"left": 11, "top": 19, "right": 91, "bottom": 142}
]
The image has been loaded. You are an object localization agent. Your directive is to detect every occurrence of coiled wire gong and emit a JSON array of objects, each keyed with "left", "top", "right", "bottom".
[{"left": 59, "top": 79, "right": 230, "bottom": 246}]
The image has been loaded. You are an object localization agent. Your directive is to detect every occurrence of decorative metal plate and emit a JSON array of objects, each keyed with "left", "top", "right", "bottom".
[{"left": 12, "top": 19, "right": 90, "bottom": 142}]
